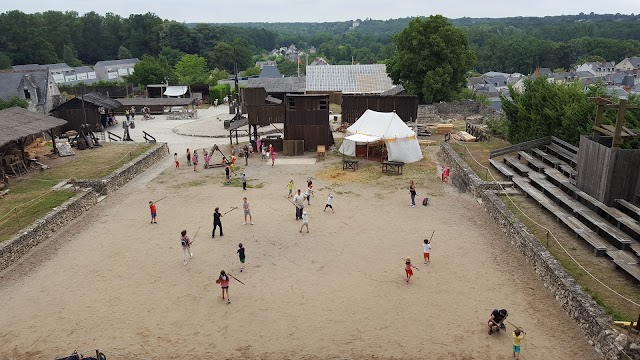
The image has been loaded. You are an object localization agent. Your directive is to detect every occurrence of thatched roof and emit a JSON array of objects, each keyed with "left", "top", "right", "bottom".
[
  {"left": 117, "top": 98, "right": 195, "bottom": 107},
  {"left": 0, "top": 107, "right": 67, "bottom": 146},
  {"left": 51, "top": 92, "right": 122, "bottom": 111}
]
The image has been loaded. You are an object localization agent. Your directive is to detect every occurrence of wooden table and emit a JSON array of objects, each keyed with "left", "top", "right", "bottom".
[
  {"left": 382, "top": 161, "right": 404, "bottom": 175},
  {"left": 342, "top": 159, "right": 359, "bottom": 171}
]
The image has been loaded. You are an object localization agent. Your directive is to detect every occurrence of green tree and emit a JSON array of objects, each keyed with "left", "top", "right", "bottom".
[
  {"left": 0, "top": 97, "right": 29, "bottom": 110},
  {"left": 387, "top": 16, "right": 476, "bottom": 103},
  {"left": 160, "top": 47, "right": 186, "bottom": 67},
  {"left": 209, "top": 83, "right": 231, "bottom": 104},
  {"left": 0, "top": 52, "right": 11, "bottom": 69},
  {"left": 118, "top": 45, "right": 132, "bottom": 59},
  {"left": 241, "top": 66, "right": 261, "bottom": 77},
  {"left": 63, "top": 45, "right": 82, "bottom": 66},
  {"left": 125, "top": 55, "right": 175, "bottom": 86},
  {"left": 174, "top": 54, "right": 209, "bottom": 84},
  {"left": 207, "top": 69, "right": 230, "bottom": 85},
  {"left": 206, "top": 39, "right": 252, "bottom": 72}
]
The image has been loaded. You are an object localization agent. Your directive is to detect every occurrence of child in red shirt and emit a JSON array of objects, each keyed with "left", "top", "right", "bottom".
[
  {"left": 404, "top": 257, "right": 417, "bottom": 284},
  {"left": 216, "top": 270, "right": 231, "bottom": 304},
  {"left": 149, "top": 201, "right": 157, "bottom": 224},
  {"left": 174, "top": 153, "right": 180, "bottom": 168}
]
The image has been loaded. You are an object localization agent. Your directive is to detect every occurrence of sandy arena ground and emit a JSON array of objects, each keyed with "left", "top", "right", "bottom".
[{"left": 0, "top": 140, "right": 599, "bottom": 359}]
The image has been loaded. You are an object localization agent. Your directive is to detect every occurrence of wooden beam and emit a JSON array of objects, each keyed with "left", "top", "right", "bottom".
[{"left": 613, "top": 99, "right": 628, "bottom": 147}]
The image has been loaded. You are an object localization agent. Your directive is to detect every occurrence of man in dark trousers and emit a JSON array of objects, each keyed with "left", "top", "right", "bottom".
[{"left": 212, "top": 207, "right": 224, "bottom": 238}]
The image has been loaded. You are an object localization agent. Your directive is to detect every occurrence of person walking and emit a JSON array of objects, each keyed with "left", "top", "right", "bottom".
[
  {"left": 174, "top": 153, "right": 180, "bottom": 169},
  {"left": 243, "top": 145, "right": 249, "bottom": 166},
  {"left": 287, "top": 180, "right": 294, "bottom": 198},
  {"left": 241, "top": 173, "right": 247, "bottom": 190},
  {"left": 305, "top": 186, "right": 312, "bottom": 205},
  {"left": 409, "top": 180, "right": 417, "bottom": 208},
  {"left": 186, "top": 149, "right": 191, "bottom": 166},
  {"left": 512, "top": 328, "right": 526, "bottom": 359},
  {"left": 237, "top": 243, "right": 246, "bottom": 272},
  {"left": 180, "top": 230, "right": 193, "bottom": 265},
  {"left": 324, "top": 193, "right": 334, "bottom": 212},
  {"left": 242, "top": 197, "right": 253, "bottom": 225},
  {"left": 423, "top": 239, "right": 431, "bottom": 263},
  {"left": 212, "top": 207, "right": 223, "bottom": 238},
  {"left": 270, "top": 150, "right": 276, "bottom": 167},
  {"left": 216, "top": 270, "right": 231, "bottom": 304},
  {"left": 192, "top": 150, "right": 199, "bottom": 171},
  {"left": 149, "top": 201, "right": 157, "bottom": 224},
  {"left": 300, "top": 211, "right": 309, "bottom": 233},
  {"left": 293, "top": 189, "right": 305, "bottom": 220},
  {"left": 404, "top": 257, "right": 417, "bottom": 283}
]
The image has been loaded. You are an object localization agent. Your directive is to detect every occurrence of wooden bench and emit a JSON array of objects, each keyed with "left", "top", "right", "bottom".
[
  {"left": 517, "top": 151, "right": 547, "bottom": 172},
  {"left": 574, "top": 192, "right": 640, "bottom": 241},
  {"left": 503, "top": 155, "right": 531, "bottom": 176},
  {"left": 545, "top": 143, "right": 577, "bottom": 167},
  {"left": 543, "top": 168, "right": 580, "bottom": 197},
  {"left": 531, "top": 148, "right": 562, "bottom": 168},
  {"left": 558, "top": 164, "right": 577, "bottom": 180},
  {"left": 512, "top": 177, "right": 608, "bottom": 256},
  {"left": 342, "top": 159, "right": 359, "bottom": 171},
  {"left": 552, "top": 136, "right": 579, "bottom": 154},
  {"left": 615, "top": 199, "right": 640, "bottom": 222},
  {"left": 489, "top": 159, "right": 514, "bottom": 180},
  {"left": 606, "top": 250, "right": 640, "bottom": 283},
  {"left": 382, "top": 161, "right": 404, "bottom": 175}
]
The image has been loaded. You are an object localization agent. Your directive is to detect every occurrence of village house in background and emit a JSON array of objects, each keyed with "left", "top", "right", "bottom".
[
  {"left": 93, "top": 58, "right": 139, "bottom": 81},
  {"left": 0, "top": 69, "right": 62, "bottom": 114},
  {"left": 12, "top": 63, "right": 98, "bottom": 85}
]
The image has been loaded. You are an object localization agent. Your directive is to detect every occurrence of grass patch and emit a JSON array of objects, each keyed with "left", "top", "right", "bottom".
[
  {"left": 223, "top": 178, "right": 265, "bottom": 189},
  {"left": 0, "top": 143, "right": 153, "bottom": 244},
  {"left": 501, "top": 195, "right": 640, "bottom": 321},
  {"left": 451, "top": 140, "right": 509, "bottom": 181},
  {"left": 172, "top": 179, "right": 207, "bottom": 189}
]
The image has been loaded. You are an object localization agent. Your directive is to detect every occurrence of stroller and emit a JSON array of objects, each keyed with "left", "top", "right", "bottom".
[{"left": 55, "top": 350, "right": 106, "bottom": 360}]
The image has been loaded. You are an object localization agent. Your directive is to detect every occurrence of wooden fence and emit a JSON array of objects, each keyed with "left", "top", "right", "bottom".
[{"left": 341, "top": 95, "right": 418, "bottom": 123}]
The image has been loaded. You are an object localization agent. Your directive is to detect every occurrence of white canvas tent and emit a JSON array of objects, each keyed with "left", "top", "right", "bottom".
[
  {"left": 163, "top": 86, "right": 188, "bottom": 97},
  {"left": 339, "top": 110, "right": 423, "bottom": 163}
]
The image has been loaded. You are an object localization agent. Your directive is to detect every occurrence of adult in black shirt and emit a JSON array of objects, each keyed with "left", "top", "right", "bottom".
[
  {"left": 212, "top": 207, "right": 223, "bottom": 237},
  {"left": 488, "top": 309, "right": 508, "bottom": 335}
]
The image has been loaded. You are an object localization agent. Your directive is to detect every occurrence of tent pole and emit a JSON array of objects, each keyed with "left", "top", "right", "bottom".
[{"left": 367, "top": 143, "right": 369, "bottom": 160}]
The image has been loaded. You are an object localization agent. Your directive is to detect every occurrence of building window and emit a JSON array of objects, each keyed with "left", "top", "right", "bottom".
[
  {"left": 319, "top": 99, "right": 328, "bottom": 111},
  {"left": 23, "top": 89, "right": 30, "bottom": 99}
]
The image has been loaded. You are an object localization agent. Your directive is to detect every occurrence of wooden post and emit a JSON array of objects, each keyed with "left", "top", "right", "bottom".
[
  {"left": 546, "top": 230, "right": 550, "bottom": 247},
  {"left": 613, "top": 99, "right": 627, "bottom": 148}
]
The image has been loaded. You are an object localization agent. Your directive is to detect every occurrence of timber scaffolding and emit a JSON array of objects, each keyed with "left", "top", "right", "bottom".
[{"left": 487, "top": 136, "right": 640, "bottom": 282}]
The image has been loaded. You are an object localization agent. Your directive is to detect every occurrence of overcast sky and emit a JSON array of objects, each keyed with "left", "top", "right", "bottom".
[{"left": 4, "top": 0, "right": 639, "bottom": 22}]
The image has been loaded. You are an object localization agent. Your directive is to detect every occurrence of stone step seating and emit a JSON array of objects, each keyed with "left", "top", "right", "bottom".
[
  {"left": 545, "top": 143, "right": 577, "bottom": 168},
  {"left": 545, "top": 169, "right": 640, "bottom": 244},
  {"left": 527, "top": 173, "right": 633, "bottom": 251},
  {"left": 488, "top": 159, "right": 514, "bottom": 180},
  {"left": 517, "top": 151, "right": 548, "bottom": 172},
  {"left": 512, "top": 176, "right": 608, "bottom": 256},
  {"left": 616, "top": 199, "right": 640, "bottom": 222},
  {"left": 502, "top": 155, "right": 531, "bottom": 176}
]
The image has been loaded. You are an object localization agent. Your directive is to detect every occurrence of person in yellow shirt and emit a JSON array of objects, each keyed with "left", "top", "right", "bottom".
[{"left": 512, "top": 328, "right": 526, "bottom": 359}]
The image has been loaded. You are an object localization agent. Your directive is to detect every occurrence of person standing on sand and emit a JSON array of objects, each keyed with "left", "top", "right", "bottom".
[
  {"left": 149, "top": 201, "right": 157, "bottom": 224},
  {"left": 304, "top": 186, "right": 312, "bottom": 205},
  {"left": 423, "top": 239, "right": 431, "bottom": 263},
  {"left": 404, "top": 257, "right": 417, "bottom": 283},
  {"left": 237, "top": 243, "right": 245, "bottom": 272},
  {"left": 512, "top": 328, "right": 526, "bottom": 359},
  {"left": 225, "top": 165, "right": 230, "bottom": 183},
  {"left": 192, "top": 150, "right": 198, "bottom": 171},
  {"left": 243, "top": 144, "right": 249, "bottom": 166},
  {"left": 293, "top": 189, "right": 305, "bottom": 220},
  {"left": 216, "top": 270, "right": 231, "bottom": 304},
  {"left": 287, "top": 180, "right": 294, "bottom": 198},
  {"left": 242, "top": 197, "right": 253, "bottom": 225},
  {"left": 181, "top": 230, "right": 193, "bottom": 265},
  {"left": 270, "top": 150, "right": 276, "bottom": 166},
  {"left": 212, "top": 207, "right": 223, "bottom": 238},
  {"left": 409, "top": 180, "right": 417, "bottom": 208},
  {"left": 300, "top": 211, "right": 309, "bottom": 233},
  {"left": 186, "top": 149, "right": 191, "bottom": 166},
  {"left": 241, "top": 173, "right": 247, "bottom": 190},
  {"left": 324, "top": 193, "right": 334, "bottom": 212},
  {"left": 174, "top": 153, "right": 180, "bottom": 169}
]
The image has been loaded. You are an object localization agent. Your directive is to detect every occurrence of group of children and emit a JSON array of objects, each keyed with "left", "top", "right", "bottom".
[{"left": 403, "top": 239, "right": 432, "bottom": 284}]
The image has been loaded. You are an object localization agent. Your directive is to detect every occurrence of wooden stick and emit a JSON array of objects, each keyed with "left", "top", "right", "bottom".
[
  {"left": 190, "top": 226, "right": 201, "bottom": 244},
  {"left": 230, "top": 274, "right": 245, "bottom": 285},
  {"left": 153, "top": 196, "right": 167, "bottom": 203},
  {"left": 223, "top": 206, "right": 238, "bottom": 216}
]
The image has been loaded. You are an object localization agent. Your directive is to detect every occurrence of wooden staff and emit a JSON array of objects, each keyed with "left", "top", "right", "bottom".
[
  {"left": 223, "top": 206, "right": 238, "bottom": 216},
  {"left": 190, "top": 226, "right": 201, "bottom": 244},
  {"left": 230, "top": 274, "right": 245, "bottom": 285},
  {"left": 153, "top": 196, "right": 167, "bottom": 203}
]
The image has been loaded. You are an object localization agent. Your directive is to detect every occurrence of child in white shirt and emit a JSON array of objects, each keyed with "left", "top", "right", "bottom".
[
  {"left": 423, "top": 239, "right": 431, "bottom": 263},
  {"left": 324, "top": 193, "right": 334, "bottom": 212},
  {"left": 300, "top": 211, "right": 309, "bottom": 233}
]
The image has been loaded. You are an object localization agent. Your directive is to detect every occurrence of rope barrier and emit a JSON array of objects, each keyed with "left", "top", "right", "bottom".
[{"left": 454, "top": 141, "right": 640, "bottom": 308}]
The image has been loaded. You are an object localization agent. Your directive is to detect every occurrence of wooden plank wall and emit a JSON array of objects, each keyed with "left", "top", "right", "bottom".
[
  {"left": 576, "top": 137, "right": 640, "bottom": 206},
  {"left": 306, "top": 91, "right": 343, "bottom": 105},
  {"left": 52, "top": 104, "right": 100, "bottom": 132},
  {"left": 241, "top": 88, "right": 267, "bottom": 106},
  {"left": 247, "top": 105, "right": 285, "bottom": 126},
  {"left": 341, "top": 95, "right": 418, "bottom": 123},
  {"left": 285, "top": 95, "right": 333, "bottom": 152}
]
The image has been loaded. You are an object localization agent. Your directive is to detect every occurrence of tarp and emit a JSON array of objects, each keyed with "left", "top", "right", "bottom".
[
  {"left": 163, "top": 86, "right": 188, "bottom": 97},
  {"left": 339, "top": 109, "right": 423, "bottom": 163}
]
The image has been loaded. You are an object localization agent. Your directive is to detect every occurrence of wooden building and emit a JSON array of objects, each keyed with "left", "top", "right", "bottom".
[
  {"left": 116, "top": 97, "right": 195, "bottom": 114},
  {"left": 285, "top": 94, "right": 333, "bottom": 152},
  {"left": 50, "top": 93, "right": 121, "bottom": 132},
  {"left": 341, "top": 94, "right": 419, "bottom": 124}
]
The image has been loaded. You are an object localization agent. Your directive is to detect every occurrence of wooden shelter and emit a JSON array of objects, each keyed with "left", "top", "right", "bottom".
[
  {"left": 0, "top": 107, "right": 67, "bottom": 166},
  {"left": 285, "top": 94, "right": 334, "bottom": 152},
  {"left": 116, "top": 97, "right": 195, "bottom": 114},
  {"left": 50, "top": 93, "right": 121, "bottom": 132},
  {"left": 341, "top": 94, "right": 418, "bottom": 124}
]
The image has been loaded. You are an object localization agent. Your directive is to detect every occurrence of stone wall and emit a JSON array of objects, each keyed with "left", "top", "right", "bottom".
[
  {"left": 76, "top": 142, "right": 169, "bottom": 195},
  {"left": 0, "top": 190, "right": 98, "bottom": 272},
  {"left": 417, "top": 100, "right": 504, "bottom": 124},
  {"left": 0, "top": 142, "right": 169, "bottom": 272},
  {"left": 439, "top": 141, "right": 640, "bottom": 360}
]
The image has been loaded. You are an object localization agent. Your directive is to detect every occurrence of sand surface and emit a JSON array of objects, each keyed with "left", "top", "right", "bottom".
[{"left": 0, "top": 147, "right": 599, "bottom": 360}]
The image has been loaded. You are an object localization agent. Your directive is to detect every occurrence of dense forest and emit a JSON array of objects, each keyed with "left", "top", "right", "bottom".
[{"left": 1, "top": 11, "right": 640, "bottom": 75}]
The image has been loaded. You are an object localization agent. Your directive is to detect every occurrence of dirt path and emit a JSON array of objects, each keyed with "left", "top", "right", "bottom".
[{"left": 0, "top": 151, "right": 599, "bottom": 359}]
